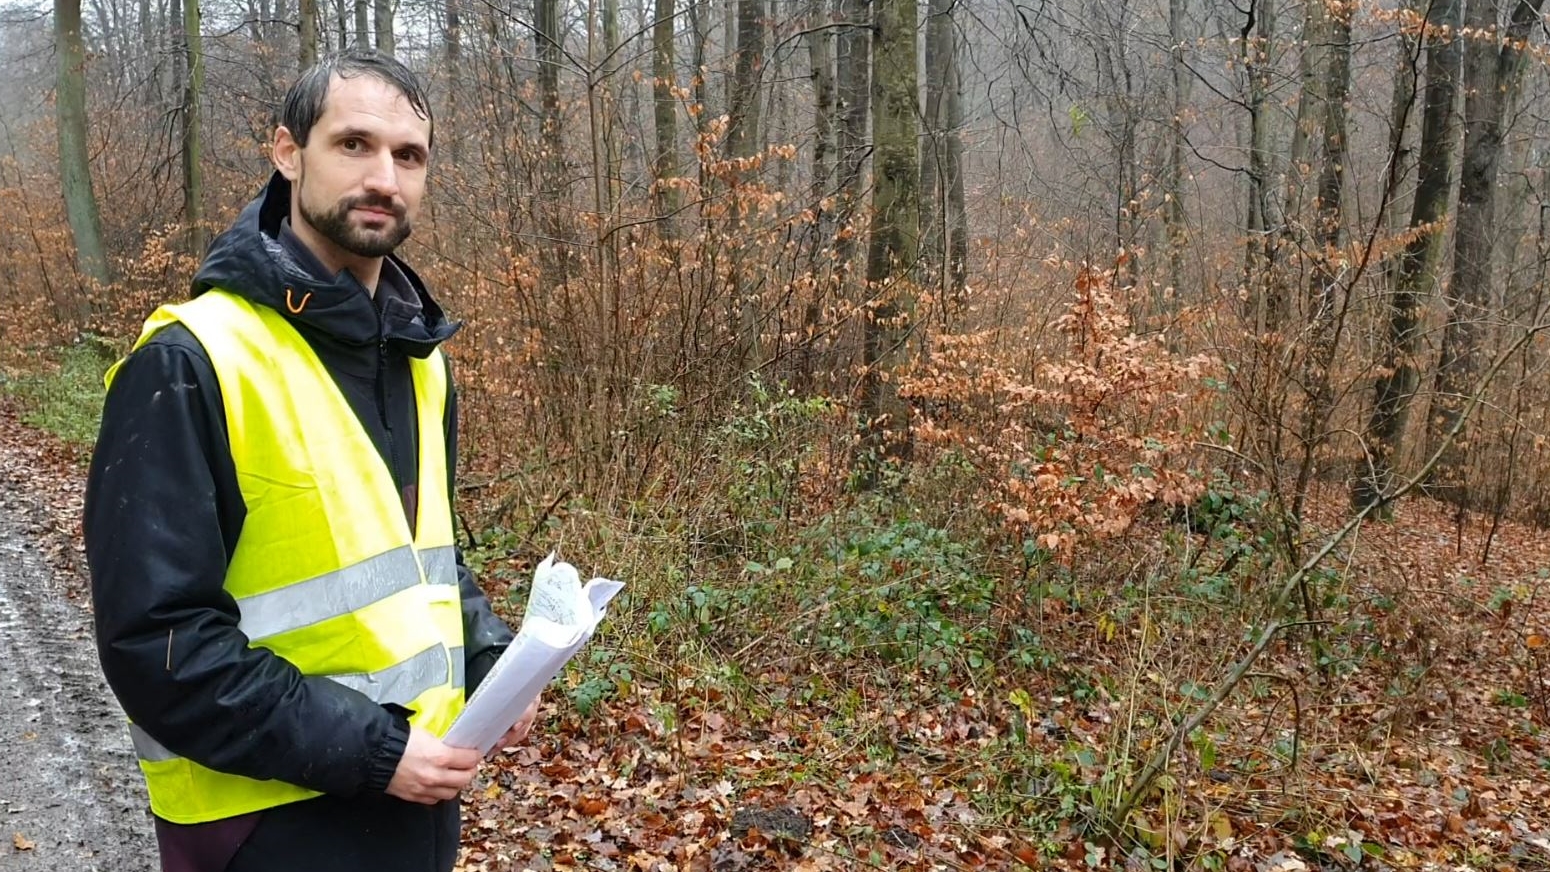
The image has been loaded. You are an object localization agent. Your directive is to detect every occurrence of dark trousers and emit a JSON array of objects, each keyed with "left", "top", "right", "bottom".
[{"left": 157, "top": 795, "right": 460, "bottom": 872}]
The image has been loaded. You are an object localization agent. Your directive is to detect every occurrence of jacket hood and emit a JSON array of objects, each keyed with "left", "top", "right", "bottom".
[{"left": 191, "top": 171, "right": 459, "bottom": 357}]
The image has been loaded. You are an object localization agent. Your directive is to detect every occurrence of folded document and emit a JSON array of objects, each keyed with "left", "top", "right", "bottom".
[{"left": 443, "top": 553, "right": 625, "bottom": 754}]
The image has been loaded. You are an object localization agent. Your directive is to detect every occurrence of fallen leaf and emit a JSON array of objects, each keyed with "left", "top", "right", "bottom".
[{"left": 12, "top": 833, "right": 35, "bottom": 851}]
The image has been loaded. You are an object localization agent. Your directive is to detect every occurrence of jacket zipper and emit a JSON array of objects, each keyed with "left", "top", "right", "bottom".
[{"left": 374, "top": 310, "right": 406, "bottom": 529}]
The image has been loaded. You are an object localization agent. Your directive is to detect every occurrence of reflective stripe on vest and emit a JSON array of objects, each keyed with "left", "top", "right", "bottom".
[
  {"left": 107, "top": 289, "right": 467, "bottom": 825},
  {"left": 237, "top": 544, "right": 458, "bottom": 642}
]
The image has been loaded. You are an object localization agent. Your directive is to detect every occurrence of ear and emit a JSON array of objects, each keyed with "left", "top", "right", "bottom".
[{"left": 272, "top": 126, "right": 302, "bottom": 181}]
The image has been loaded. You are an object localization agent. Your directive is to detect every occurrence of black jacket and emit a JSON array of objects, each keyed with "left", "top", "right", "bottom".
[{"left": 84, "top": 174, "right": 512, "bottom": 853}]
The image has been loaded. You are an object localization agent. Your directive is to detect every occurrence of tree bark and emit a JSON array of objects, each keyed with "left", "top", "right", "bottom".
[
  {"left": 652, "top": 0, "right": 680, "bottom": 220},
  {"left": 1242, "top": 0, "right": 1275, "bottom": 331},
  {"left": 1290, "top": 0, "right": 1352, "bottom": 521},
  {"left": 943, "top": 19, "right": 965, "bottom": 305},
  {"left": 858, "top": 0, "right": 917, "bottom": 475},
  {"left": 55, "top": 0, "right": 112, "bottom": 303},
  {"left": 1354, "top": 0, "right": 1460, "bottom": 509},
  {"left": 803, "top": 0, "right": 833, "bottom": 213},
  {"left": 354, "top": 0, "right": 368, "bottom": 48},
  {"left": 1429, "top": 0, "right": 1546, "bottom": 504},
  {"left": 1164, "top": 0, "right": 1188, "bottom": 299},
  {"left": 374, "top": 0, "right": 393, "bottom": 54},
  {"left": 299, "top": 0, "right": 318, "bottom": 68},
  {"left": 833, "top": 0, "right": 869, "bottom": 273},
  {"left": 182, "top": 0, "right": 206, "bottom": 255},
  {"left": 918, "top": 0, "right": 946, "bottom": 284},
  {"left": 725, "top": 0, "right": 764, "bottom": 159},
  {"left": 918, "top": 0, "right": 963, "bottom": 318},
  {"left": 536, "top": 0, "right": 568, "bottom": 282},
  {"left": 444, "top": 0, "right": 461, "bottom": 162}
]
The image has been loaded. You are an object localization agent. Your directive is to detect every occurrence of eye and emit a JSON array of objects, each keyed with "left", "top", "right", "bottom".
[
  {"left": 395, "top": 149, "right": 426, "bottom": 167},
  {"left": 341, "top": 137, "right": 363, "bottom": 152}
]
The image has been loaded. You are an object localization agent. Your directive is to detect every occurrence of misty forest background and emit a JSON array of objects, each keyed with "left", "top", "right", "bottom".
[{"left": 3, "top": 0, "right": 1550, "bottom": 867}]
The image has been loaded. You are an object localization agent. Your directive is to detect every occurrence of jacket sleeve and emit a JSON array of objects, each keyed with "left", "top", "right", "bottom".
[
  {"left": 443, "top": 358, "right": 515, "bottom": 695},
  {"left": 84, "top": 328, "right": 408, "bottom": 798}
]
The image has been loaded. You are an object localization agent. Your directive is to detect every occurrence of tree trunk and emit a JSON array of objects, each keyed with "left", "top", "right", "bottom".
[
  {"left": 536, "top": 0, "right": 568, "bottom": 282},
  {"left": 1289, "top": 0, "right": 1351, "bottom": 520},
  {"left": 803, "top": 0, "right": 833, "bottom": 212},
  {"left": 373, "top": 0, "right": 393, "bottom": 54},
  {"left": 858, "top": 0, "right": 917, "bottom": 476},
  {"left": 138, "top": 0, "right": 155, "bottom": 102},
  {"left": 1283, "top": 0, "right": 1323, "bottom": 227},
  {"left": 1242, "top": 0, "right": 1275, "bottom": 330},
  {"left": 796, "top": 0, "right": 834, "bottom": 385},
  {"left": 1354, "top": 0, "right": 1459, "bottom": 509},
  {"left": 182, "top": 0, "right": 206, "bottom": 255},
  {"left": 444, "top": 0, "right": 461, "bottom": 162},
  {"left": 1163, "top": 0, "right": 1188, "bottom": 299},
  {"left": 918, "top": 0, "right": 946, "bottom": 287},
  {"left": 652, "top": 0, "right": 680, "bottom": 219},
  {"left": 354, "top": 0, "right": 368, "bottom": 48},
  {"left": 1429, "top": 0, "right": 1546, "bottom": 504},
  {"left": 689, "top": 0, "right": 707, "bottom": 206},
  {"left": 918, "top": 0, "right": 963, "bottom": 319},
  {"left": 943, "top": 16, "right": 965, "bottom": 305},
  {"left": 299, "top": 0, "right": 317, "bottom": 68},
  {"left": 55, "top": 0, "right": 111, "bottom": 303},
  {"left": 723, "top": 0, "right": 765, "bottom": 368},
  {"left": 725, "top": 0, "right": 764, "bottom": 159},
  {"left": 834, "top": 0, "right": 869, "bottom": 273},
  {"left": 601, "top": 0, "right": 620, "bottom": 211}
]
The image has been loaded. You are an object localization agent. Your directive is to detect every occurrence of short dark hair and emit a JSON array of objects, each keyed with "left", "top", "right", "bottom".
[{"left": 280, "top": 49, "right": 434, "bottom": 149}]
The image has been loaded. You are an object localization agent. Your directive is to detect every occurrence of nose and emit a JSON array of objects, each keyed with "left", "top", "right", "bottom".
[{"left": 362, "top": 149, "right": 400, "bottom": 199}]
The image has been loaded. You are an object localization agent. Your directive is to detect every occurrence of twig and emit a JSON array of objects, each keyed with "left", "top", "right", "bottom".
[{"left": 1107, "top": 322, "right": 1547, "bottom": 829}]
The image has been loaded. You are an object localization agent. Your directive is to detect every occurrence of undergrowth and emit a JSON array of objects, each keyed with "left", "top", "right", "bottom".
[{"left": 0, "top": 339, "right": 113, "bottom": 447}]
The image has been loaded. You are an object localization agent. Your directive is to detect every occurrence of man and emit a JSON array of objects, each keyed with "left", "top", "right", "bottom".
[{"left": 84, "top": 51, "right": 533, "bottom": 872}]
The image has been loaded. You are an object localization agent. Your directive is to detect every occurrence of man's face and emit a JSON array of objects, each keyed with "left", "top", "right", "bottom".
[{"left": 273, "top": 74, "right": 432, "bottom": 263}]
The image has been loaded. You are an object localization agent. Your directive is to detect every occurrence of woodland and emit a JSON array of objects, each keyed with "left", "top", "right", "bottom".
[{"left": 2, "top": 0, "right": 1550, "bottom": 868}]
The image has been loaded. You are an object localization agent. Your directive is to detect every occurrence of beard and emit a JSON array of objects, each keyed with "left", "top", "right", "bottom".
[{"left": 298, "top": 186, "right": 412, "bottom": 259}]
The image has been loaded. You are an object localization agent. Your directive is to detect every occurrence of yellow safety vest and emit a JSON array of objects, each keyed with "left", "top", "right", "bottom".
[{"left": 106, "top": 289, "right": 466, "bottom": 824}]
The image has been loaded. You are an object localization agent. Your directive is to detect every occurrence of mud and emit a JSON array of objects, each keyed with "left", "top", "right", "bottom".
[{"left": 0, "top": 451, "right": 155, "bottom": 870}]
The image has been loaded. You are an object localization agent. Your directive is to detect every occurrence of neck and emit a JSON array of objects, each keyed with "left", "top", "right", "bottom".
[{"left": 289, "top": 208, "right": 383, "bottom": 295}]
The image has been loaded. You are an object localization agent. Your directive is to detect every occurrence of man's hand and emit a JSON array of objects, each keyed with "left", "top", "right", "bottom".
[
  {"left": 490, "top": 698, "right": 541, "bottom": 757},
  {"left": 385, "top": 726, "right": 481, "bottom": 804}
]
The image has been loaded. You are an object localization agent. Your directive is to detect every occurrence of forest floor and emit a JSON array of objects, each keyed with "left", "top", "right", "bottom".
[
  {"left": 0, "top": 403, "right": 154, "bottom": 871},
  {"left": 2, "top": 395, "right": 1549, "bottom": 872}
]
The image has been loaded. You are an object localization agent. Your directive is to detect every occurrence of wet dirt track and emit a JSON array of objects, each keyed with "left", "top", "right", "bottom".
[{"left": 0, "top": 438, "right": 154, "bottom": 870}]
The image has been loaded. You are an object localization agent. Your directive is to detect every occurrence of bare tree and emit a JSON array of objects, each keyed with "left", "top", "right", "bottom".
[
  {"left": 918, "top": 0, "right": 964, "bottom": 314},
  {"left": 1162, "top": 0, "right": 1187, "bottom": 297},
  {"left": 1242, "top": 0, "right": 1276, "bottom": 329},
  {"left": 373, "top": 0, "right": 392, "bottom": 54},
  {"left": 55, "top": 0, "right": 111, "bottom": 300},
  {"left": 858, "top": 0, "right": 916, "bottom": 471},
  {"left": 833, "top": 0, "right": 868, "bottom": 272},
  {"left": 299, "top": 0, "right": 317, "bottom": 67},
  {"left": 725, "top": 0, "right": 764, "bottom": 159},
  {"left": 1429, "top": 0, "right": 1547, "bottom": 503},
  {"left": 652, "top": 0, "right": 680, "bottom": 218},
  {"left": 182, "top": 0, "right": 205, "bottom": 253},
  {"left": 1355, "top": 0, "right": 1462, "bottom": 509},
  {"left": 1290, "top": 0, "right": 1353, "bottom": 520}
]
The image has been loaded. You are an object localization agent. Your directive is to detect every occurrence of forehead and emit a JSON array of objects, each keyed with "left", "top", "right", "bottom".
[{"left": 314, "top": 74, "right": 431, "bottom": 147}]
